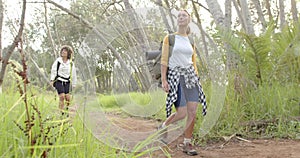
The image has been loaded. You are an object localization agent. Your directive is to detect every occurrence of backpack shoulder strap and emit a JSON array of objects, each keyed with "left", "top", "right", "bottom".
[
  {"left": 168, "top": 34, "right": 175, "bottom": 57},
  {"left": 168, "top": 34, "right": 175, "bottom": 46},
  {"left": 54, "top": 61, "right": 61, "bottom": 80},
  {"left": 56, "top": 61, "right": 61, "bottom": 73}
]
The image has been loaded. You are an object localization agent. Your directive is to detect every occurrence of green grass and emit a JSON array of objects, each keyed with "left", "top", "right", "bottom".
[
  {"left": 197, "top": 75, "right": 300, "bottom": 143},
  {"left": 0, "top": 84, "right": 165, "bottom": 157},
  {"left": 1, "top": 77, "right": 299, "bottom": 157}
]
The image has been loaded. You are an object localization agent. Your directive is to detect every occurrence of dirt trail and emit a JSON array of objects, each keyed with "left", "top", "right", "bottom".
[
  {"left": 70, "top": 106, "right": 300, "bottom": 158},
  {"left": 151, "top": 137, "right": 300, "bottom": 158}
]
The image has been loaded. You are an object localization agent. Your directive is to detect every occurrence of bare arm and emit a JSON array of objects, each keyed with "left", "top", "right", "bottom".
[
  {"left": 161, "top": 35, "right": 170, "bottom": 92},
  {"left": 161, "top": 64, "right": 169, "bottom": 92}
]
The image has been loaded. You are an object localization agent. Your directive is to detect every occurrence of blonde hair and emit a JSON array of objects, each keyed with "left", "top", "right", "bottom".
[
  {"left": 181, "top": 9, "right": 190, "bottom": 16},
  {"left": 186, "top": 26, "right": 191, "bottom": 35},
  {"left": 179, "top": 9, "right": 191, "bottom": 35}
]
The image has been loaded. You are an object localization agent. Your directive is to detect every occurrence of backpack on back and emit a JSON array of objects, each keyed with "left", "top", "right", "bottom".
[
  {"left": 149, "top": 34, "right": 194, "bottom": 82},
  {"left": 52, "top": 61, "right": 61, "bottom": 87}
]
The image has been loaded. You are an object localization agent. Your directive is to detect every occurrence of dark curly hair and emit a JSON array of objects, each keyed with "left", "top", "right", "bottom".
[{"left": 60, "top": 45, "right": 74, "bottom": 59}]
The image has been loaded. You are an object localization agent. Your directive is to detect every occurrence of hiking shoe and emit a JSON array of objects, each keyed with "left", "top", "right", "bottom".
[
  {"left": 61, "top": 107, "right": 69, "bottom": 117},
  {"left": 157, "top": 124, "right": 168, "bottom": 138},
  {"left": 182, "top": 143, "right": 198, "bottom": 156},
  {"left": 66, "top": 107, "right": 69, "bottom": 117}
]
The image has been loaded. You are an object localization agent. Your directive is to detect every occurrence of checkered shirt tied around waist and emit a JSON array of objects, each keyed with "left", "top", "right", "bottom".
[{"left": 166, "top": 65, "right": 207, "bottom": 117}]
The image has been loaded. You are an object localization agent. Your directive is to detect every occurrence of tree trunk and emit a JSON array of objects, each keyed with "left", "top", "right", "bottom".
[
  {"left": 240, "top": 0, "right": 255, "bottom": 34},
  {"left": 47, "top": 0, "right": 144, "bottom": 93},
  {"left": 205, "top": 0, "right": 225, "bottom": 26},
  {"left": 123, "top": 0, "right": 151, "bottom": 91},
  {"left": 0, "top": 0, "right": 3, "bottom": 93},
  {"left": 291, "top": 0, "right": 298, "bottom": 23},
  {"left": 265, "top": 0, "right": 273, "bottom": 22},
  {"left": 191, "top": 1, "right": 213, "bottom": 79},
  {"left": 0, "top": 0, "right": 3, "bottom": 61},
  {"left": 224, "top": 0, "right": 232, "bottom": 28},
  {"left": 224, "top": 0, "right": 237, "bottom": 70},
  {"left": 43, "top": 0, "right": 57, "bottom": 58},
  {"left": 0, "top": 0, "right": 26, "bottom": 87},
  {"left": 47, "top": 0, "right": 129, "bottom": 73},
  {"left": 96, "top": 75, "right": 101, "bottom": 93},
  {"left": 156, "top": 0, "right": 172, "bottom": 33},
  {"left": 251, "top": 0, "right": 267, "bottom": 30},
  {"left": 232, "top": 0, "right": 247, "bottom": 30},
  {"left": 191, "top": 1, "right": 209, "bottom": 58},
  {"left": 123, "top": 0, "right": 149, "bottom": 51},
  {"left": 279, "top": 0, "right": 285, "bottom": 30},
  {"left": 164, "top": 0, "right": 176, "bottom": 32}
]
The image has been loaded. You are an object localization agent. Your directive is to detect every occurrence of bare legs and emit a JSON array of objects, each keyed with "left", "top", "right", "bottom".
[
  {"left": 65, "top": 94, "right": 71, "bottom": 107},
  {"left": 164, "top": 106, "right": 187, "bottom": 126},
  {"left": 163, "top": 101, "right": 198, "bottom": 138},
  {"left": 184, "top": 102, "right": 198, "bottom": 139},
  {"left": 59, "top": 93, "right": 71, "bottom": 112},
  {"left": 59, "top": 93, "right": 65, "bottom": 110}
]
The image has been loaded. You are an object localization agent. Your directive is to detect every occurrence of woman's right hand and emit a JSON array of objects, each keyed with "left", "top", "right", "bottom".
[
  {"left": 50, "top": 81, "right": 54, "bottom": 87},
  {"left": 161, "top": 80, "right": 169, "bottom": 93}
]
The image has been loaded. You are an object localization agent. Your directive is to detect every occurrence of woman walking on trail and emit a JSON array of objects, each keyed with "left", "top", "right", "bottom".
[
  {"left": 158, "top": 10, "right": 207, "bottom": 156},
  {"left": 50, "top": 45, "right": 77, "bottom": 115}
]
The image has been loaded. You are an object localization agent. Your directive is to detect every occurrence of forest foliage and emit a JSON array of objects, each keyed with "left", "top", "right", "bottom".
[{"left": 0, "top": 0, "right": 299, "bottom": 157}]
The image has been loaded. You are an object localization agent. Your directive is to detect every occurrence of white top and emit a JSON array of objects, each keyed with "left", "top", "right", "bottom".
[
  {"left": 168, "top": 35, "right": 193, "bottom": 69},
  {"left": 50, "top": 57, "right": 77, "bottom": 87}
]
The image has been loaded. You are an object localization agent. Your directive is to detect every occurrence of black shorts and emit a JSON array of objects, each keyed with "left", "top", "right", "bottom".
[{"left": 54, "top": 80, "right": 71, "bottom": 94}]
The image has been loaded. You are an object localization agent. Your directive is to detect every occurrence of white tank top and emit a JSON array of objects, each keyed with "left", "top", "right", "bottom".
[{"left": 168, "top": 35, "right": 193, "bottom": 69}]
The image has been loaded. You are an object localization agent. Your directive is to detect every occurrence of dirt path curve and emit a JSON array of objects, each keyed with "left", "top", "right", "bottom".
[
  {"left": 70, "top": 106, "right": 300, "bottom": 158},
  {"left": 151, "top": 137, "right": 300, "bottom": 158},
  {"left": 107, "top": 113, "right": 300, "bottom": 158}
]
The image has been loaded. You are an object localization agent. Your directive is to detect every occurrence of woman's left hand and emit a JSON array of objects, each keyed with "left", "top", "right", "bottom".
[{"left": 161, "top": 80, "right": 169, "bottom": 93}]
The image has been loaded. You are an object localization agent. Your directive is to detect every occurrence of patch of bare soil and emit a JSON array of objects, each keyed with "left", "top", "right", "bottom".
[
  {"left": 71, "top": 107, "right": 300, "bottom": 158},
  {"left": 104, "top": 113, "right": 300, "bottom": 158},
  {"left": 106, "top": 112, "right": 157, "bottom": 132},
  {"left": 150, "top": 136, "right": 300, "bottom": 158}
]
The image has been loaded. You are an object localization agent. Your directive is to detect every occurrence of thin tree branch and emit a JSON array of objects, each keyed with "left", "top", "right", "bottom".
[
  {"left": 191, "top": 1, "right": 209, "bottom": 58},
  {"left": 100, "top": 0, "right": 123, "bottom": 16},
  {"left": 46, "top": 0, "right": 93, "bottom": 29},
  {"left": 164, "top": 0, "right": 176, "bottom": 32},
  {"left": 0, "top": 0, "right": 26, "bottom": 86},
  {"left": 0, "top": 0, "right": 3, "bottom": 62},
  {"left": 232, "top": 0, "right": 247, "bottom": 32},
  {"left": 193, "top": 0, "right": 210, "bottom": 12},
  {"left": 46, "top": 0, "right": 131, "bottom": 74},
  {"left": 156, "top": 0, "right": 172, "bottom": 33},
  {"left": 43, "top": 0, "right": 57, "bottom": 58},
  {"left": 291, "top": 0, "right": 298, "bottom": 22}
]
